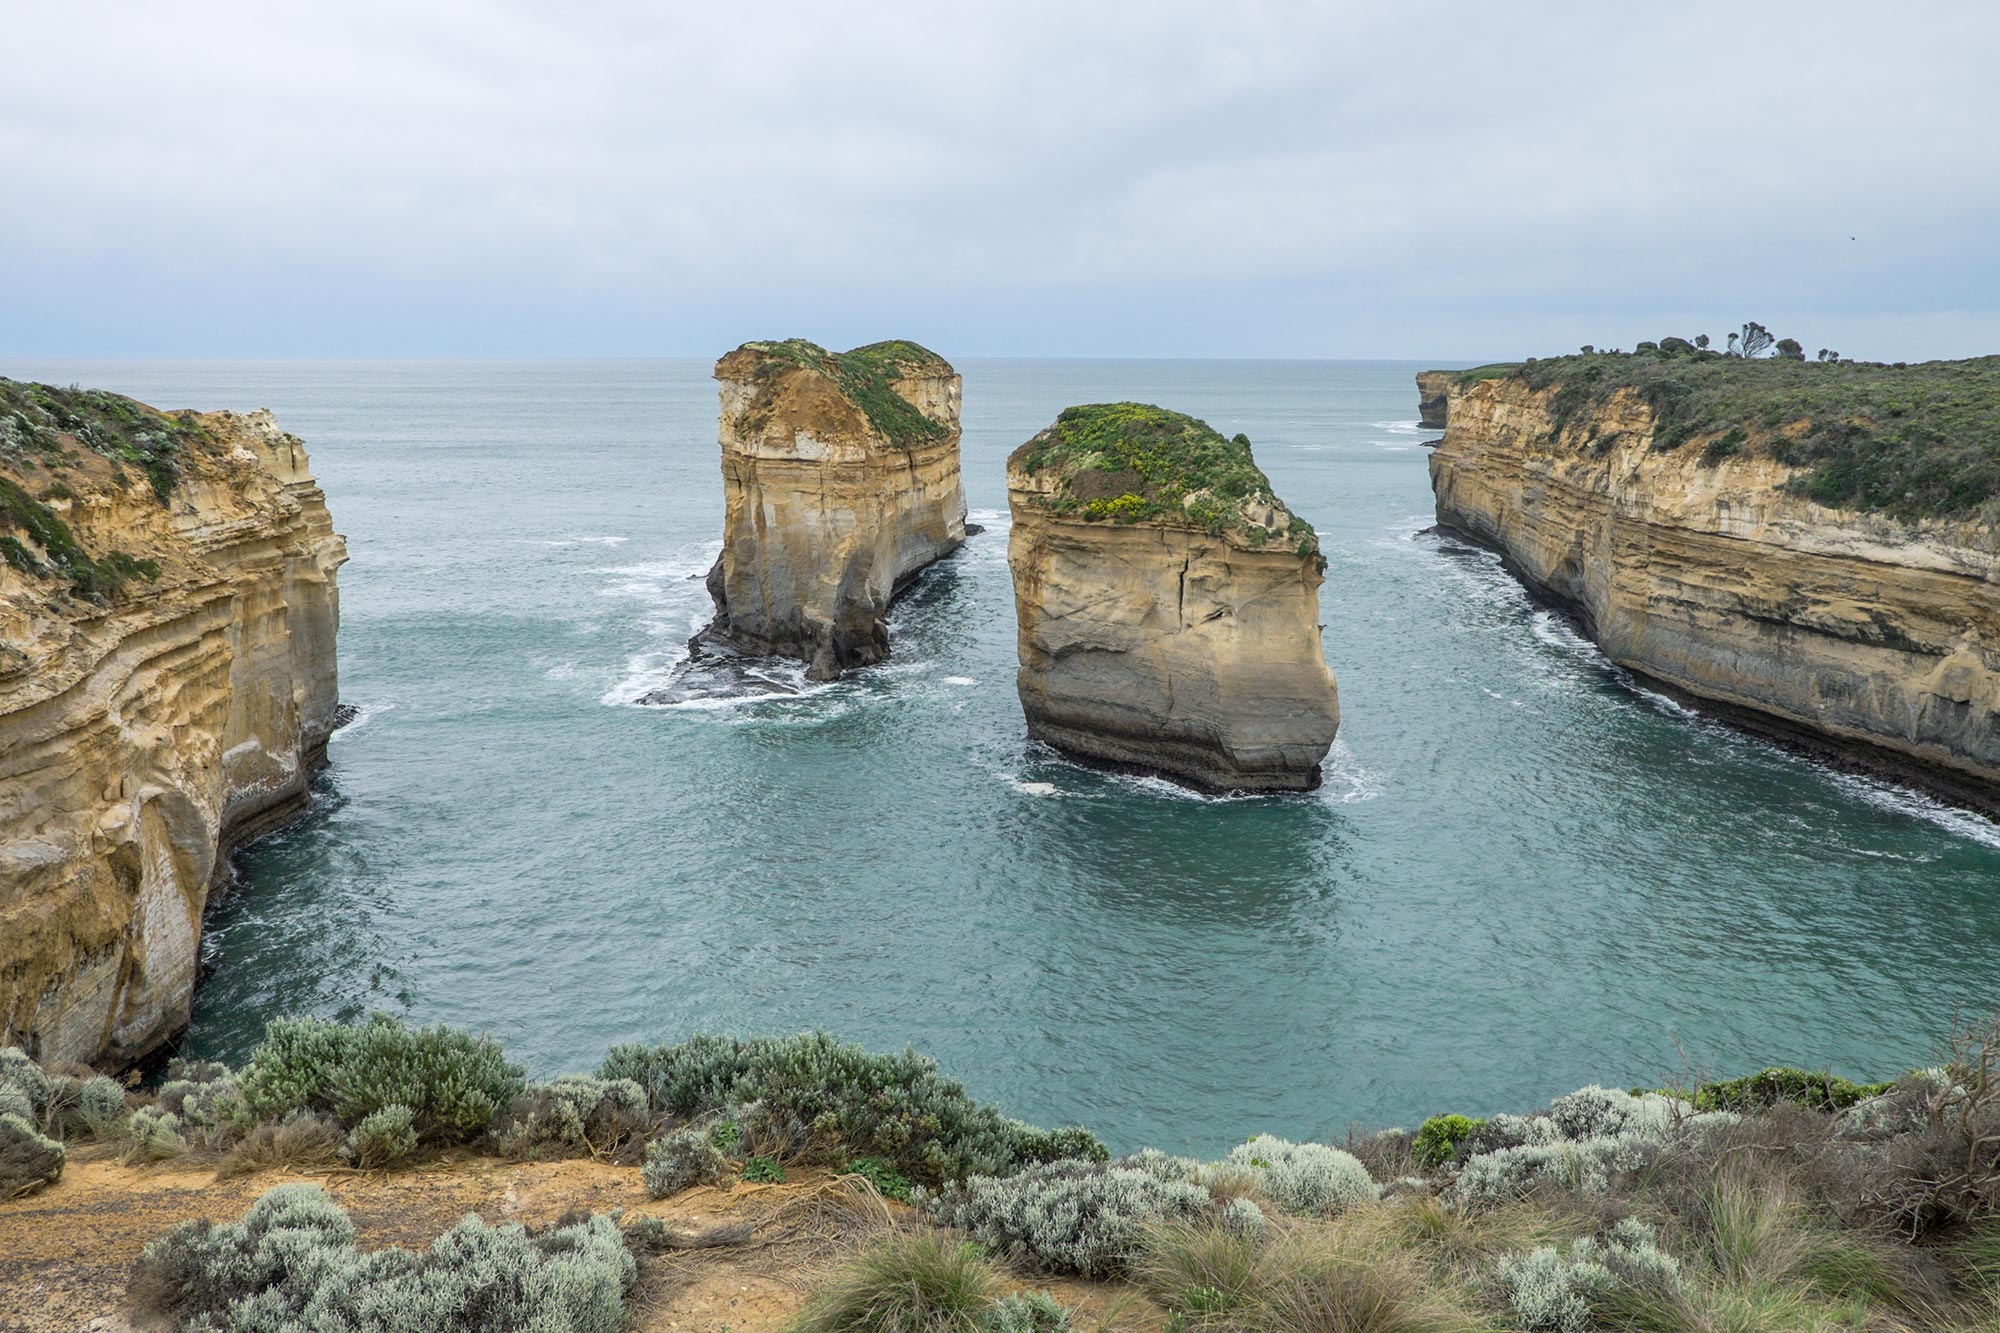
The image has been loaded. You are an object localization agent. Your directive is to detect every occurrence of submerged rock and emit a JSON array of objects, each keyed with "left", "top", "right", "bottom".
[
  {"left": 698, "top": 339, "right": 967, "bottom": 681},
  {"left": 0, "top": 381, "right": 345, "bottom": 1066},
  {"left": 1006, "top": 403, "right": 1340, "bottom": 793}
]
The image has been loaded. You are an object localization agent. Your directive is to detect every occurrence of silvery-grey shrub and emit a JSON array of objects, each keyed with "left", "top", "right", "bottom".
[
  {"left": 0, "top": 1111, "right": 65, "bottom": 1195},
  {"left": 0, "top": 1047, "right": 49, "bottom": 1123},
  {"left": 121, "top": 1106, "right": 189, "bottom": 1163},
  {"left": 979, "top": 1289, "right": 1073, "bottom": 1333},
  {"left": 1457, "top": 1084, "right": 1737, "bottom": 1202},
  {"left": 131, "top": 1183, "right": 634, "bottom": 1333},
  {"left": 1222, "top": 1135, "right": 1379, "bottom": 1216},
  {"left": 920, "top": 1154, "right": 1213, "bottom": 1278},
  {"left": 495, "top": 1076, "right": 649, "bottom": 1159},
  {"left": 1220, "top": 1196, "right": 1268, "bottom": 1239},
  {"left": 641, "top": 1128, "right": 727, "bottom": 1198},
  {"left": 1495, "top": 1219, "right": 1682, "bottom": 1333}
]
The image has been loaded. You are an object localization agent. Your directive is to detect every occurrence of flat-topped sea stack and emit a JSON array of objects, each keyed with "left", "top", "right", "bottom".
[
  {"left": 1426, "top": 348, "right": 2000, "bottom": 810},
  {"left": 697, "top": 339, "right": 968, "bottom": 680},
  {"left": 1007, "top": 404, "right": 1340, "bottom": 792},
  {"left": 0, "top": 379, "right": 344, "bottom": 1065},
  {"left": 1416, "top": 370, "right": 1454, "bottom": 431}
]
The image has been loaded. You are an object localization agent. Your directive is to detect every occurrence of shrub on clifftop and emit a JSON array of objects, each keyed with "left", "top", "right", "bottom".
[
  {"left": 236, "top": 1013, "right": 524, "bottom": 1147},
  {"left": 598, "top": 1031, "right": 1104, "bottom": 1185}
]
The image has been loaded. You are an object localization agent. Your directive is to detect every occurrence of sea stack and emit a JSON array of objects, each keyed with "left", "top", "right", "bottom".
[
  {"left": 698, "top": 339, "right": 967, "bottom": 680},
  {"left": 0, "top": 380, "right": 345, "bottom": 1065},
  {"left": 1007, "top": 403, "right": 1340, "bottom": 792},
  {"left": 1415, "top": 370, "right": 1453, "bottom": 431}
]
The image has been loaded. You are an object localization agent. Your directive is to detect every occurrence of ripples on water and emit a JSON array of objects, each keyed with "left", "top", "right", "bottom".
[{"left": 16, "top": 356, "right": 2000, "bottom": 1155}]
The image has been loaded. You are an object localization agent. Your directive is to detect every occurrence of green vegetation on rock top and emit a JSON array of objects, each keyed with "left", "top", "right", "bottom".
[
  {"left": 1, "top": 376, "right": 207, "bottom": 503},
  {"left": 1429, "top": 349, "right": 2000, "bottom": 523},
  {"left": 738, "top": 337, "right": 953, "bottom": 449},
  {"left": 1009, "top": 402, "right": 1320, "bottom": 557}
]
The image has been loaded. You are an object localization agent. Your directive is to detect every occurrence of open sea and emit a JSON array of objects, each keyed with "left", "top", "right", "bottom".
[{"left": 15, "top": 357, "right": 2000, "bottom": 1156}]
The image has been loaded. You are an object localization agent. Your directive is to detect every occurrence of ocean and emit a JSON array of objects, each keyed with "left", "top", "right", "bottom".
[{"left": 15, "top": 355, "right": 1999, "bottom": 1155}]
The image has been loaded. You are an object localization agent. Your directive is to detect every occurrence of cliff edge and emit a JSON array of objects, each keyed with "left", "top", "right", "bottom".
[
  {"left": 1425, "top": 350, "right": 2000, "bottom": 810},
  {"left": 1007, "top": 403, "right": 1339, "bottom": 792},
  {"left": 0, "top": 379, "right": 345, "bottom": 1066},
  {"left": 698, "top": 339, "right": 967, "bottom": 680}
]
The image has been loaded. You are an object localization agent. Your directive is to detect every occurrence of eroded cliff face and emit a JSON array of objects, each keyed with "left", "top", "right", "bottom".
[
  {"left": 1416, "top": 371, "right": 1453, "bottom": 431},
  {"left": 0, "top": 388, "right": 344, "bottom": 1065},
  {"left": 1007, "top": 408, "right": 1339, "bottom": 792},
  {"left": 699, "top": 340, "right": 967, "bottom": 680},
  {"left": 1429, "top": 375, "right": 2000, "bottom": 808}
]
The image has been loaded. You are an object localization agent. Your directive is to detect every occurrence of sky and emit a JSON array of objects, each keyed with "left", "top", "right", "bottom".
[{"left": 4, "top": 2, "right": 1997, "bottom": 361}]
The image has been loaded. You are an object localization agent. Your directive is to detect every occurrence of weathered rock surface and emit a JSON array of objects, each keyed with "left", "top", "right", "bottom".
[
  {"left": 0, "top": 382, "right": 344, "bottom": 1065},
  {"left": 1007, "top": 404, "right": 1339, "bottom": 792},
  {"left": 697, "top": 339, "right": 967, "bottom": 680},
  {"left": 1415, "top": 371, "right": 1453, "bottom": 431},
  {"left": 1427, "top": 372, "right": 2000, "bottom": 809}
]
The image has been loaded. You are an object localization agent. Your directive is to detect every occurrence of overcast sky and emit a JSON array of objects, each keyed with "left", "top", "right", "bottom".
[{"left": 5, "top": 2, "right": 1996, "bottom": 360}]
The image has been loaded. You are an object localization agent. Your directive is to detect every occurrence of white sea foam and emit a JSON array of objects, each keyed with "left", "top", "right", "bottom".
[
  {"left": 1829, "top": 774, "right": 2000, "bottom": 850},
  {"left": 942, "top": 676, "right": 976, "bottom": 686},
  {"left": 522, "top": 535, "right": 630, "bottom": 547},
  {"left": 1317, "top": 737, "right": 1383, "bottom": 805},
  {"left": 329, "top": 701, "right": 394, "bottom": 743},
  {"left": 1372, "top": 419, "right": 1425, "bottom": 435}
]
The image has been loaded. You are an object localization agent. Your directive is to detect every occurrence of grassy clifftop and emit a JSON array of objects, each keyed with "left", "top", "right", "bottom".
[
  {"left": 1433, "top": 351, "right": 2000, "bottom": 523},
  {"left": 735, "top": 338, "right": 955, "bottom": 449},
  {"left": 1009, "top": 402, "right": 1319, "bottom": 556}
]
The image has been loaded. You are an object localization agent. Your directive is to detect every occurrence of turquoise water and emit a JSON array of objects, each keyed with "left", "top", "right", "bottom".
[{"left": 16, "top": 357, "right": 2000, "bottom": 1156}]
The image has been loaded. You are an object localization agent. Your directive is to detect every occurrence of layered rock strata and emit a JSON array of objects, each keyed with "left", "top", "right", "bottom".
[
  {"left": 697, "top": 340, "right": 967, "bottom": 680},
  {"left": 1427, "top": 370, "right": 2000, "bottom": 810},
  {"left": 0, "top": 381, "right": 344, "bottom": 1065},
  {"left": 1007, "top": 403, "right": 1340, "bottom": 792}
]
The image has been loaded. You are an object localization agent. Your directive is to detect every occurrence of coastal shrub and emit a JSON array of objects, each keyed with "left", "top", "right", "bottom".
[
  {"left": 218, "top": 1111, "right": 346, "bottom": 1178},
  {"left": 640, "top": 1128, "right": 727, "bottom": 1198},
  {"left": 129, "top": 1183, "right": 634, "bottom": 1333},
  {"left": 0, "top": 1111, "right": 65, "bottom": 1196},
  {"left": 236, "top": 1013, "right": 524, "bottom": 1146},
  {"left": 121, "top": 1106, "right": 189, "bottom": 1163},
  {"left": 155, "top": 1057, "right": 245, "bottom": 1149},
  {"left": 785, "top": 1229, "right": 1003, "bottom": 1333},
  {"left": 1494, "top": 1220, "right": 1682, "bottom": 1333},
  {"left": 1411, "top": 1115, "right": 1484, "bottom": 1170},
  {"left": 921, "top": 1153, "right": 1213, "bottom": 1277},
  {"left": 847, "top": 1155, "right": 915, "bottom": 1201},
  {"left": 1225, "top": 1135, "right": 1379, "bottom": 1216},
  {"left": 1678, "top": 1067, "right": 1896, "bottom": 1114},
  {"left": 346, "top": 1104, "right": 418, "bottom": 1168},
  {"left": 980, "top": 1290, "right": 1072, "bottom": 1333},
  {"left": 77, "top": 1074, "right": 128, "bottom": 1134},
  {"left": 493, "top": 1075, "right": 649, "bottom": 1160},
  {"left": 1457, "top": 1135, "right": 1657, "bottom": 1204},
  {"left": 0, "top": 1046, "right": 50, "bottom": 1123},
  {"left": 742, "top": 1153, "right": 786, "bottom": 1183},
  {"left": 597, "top": 1031, "right": 1104, "bottom": 1185},
  {"left": 1222, "top": 1196, "right": 1269, "bottom": 1239}
]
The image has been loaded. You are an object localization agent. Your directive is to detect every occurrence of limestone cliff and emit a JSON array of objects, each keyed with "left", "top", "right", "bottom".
[
  {"left": 1007, "top": 404, "right": 1339, "bottom": 792},
  {"left": 1416, "top": 371, "right": 1453, "bottom": 431},
  {"left": 698, "top": 339, "right": 967, "bottom": 680},
  {"left": 0, "top": 380, "right": 344, "bottom": 1066},
  {"left": 1426, "top": 360, "right": 2000, "bottom": 810}
]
